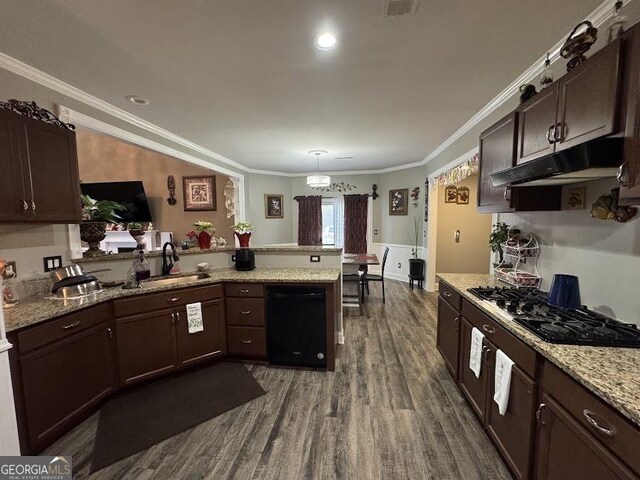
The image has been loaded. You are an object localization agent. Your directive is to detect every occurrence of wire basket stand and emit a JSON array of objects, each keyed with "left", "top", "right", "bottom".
[{"left": 494, "top": 232, "right": 541, "bottom": 288}]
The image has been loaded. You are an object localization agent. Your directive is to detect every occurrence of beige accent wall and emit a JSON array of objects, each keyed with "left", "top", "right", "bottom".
[
  {"left": 76, "top": 129, "right": 234, "bottom": 244},
  {"left": 435, "top": 175, "right": 491, "bottom": 274}
]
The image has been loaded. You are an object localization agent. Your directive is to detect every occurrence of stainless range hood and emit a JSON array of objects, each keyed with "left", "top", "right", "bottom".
[{"left": 490, "top": 137, "right": 623, "bottom": 187}]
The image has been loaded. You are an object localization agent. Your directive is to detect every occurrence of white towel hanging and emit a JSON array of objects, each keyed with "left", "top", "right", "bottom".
[
  {"left": 186, "top": 302, "right": 204, "bottom": 334},
  {"left": 469, "top": 327, "right": 484, "bottom": 378},
  {"left": 493, "top": 349, "right": 515, "bottom": 416}
]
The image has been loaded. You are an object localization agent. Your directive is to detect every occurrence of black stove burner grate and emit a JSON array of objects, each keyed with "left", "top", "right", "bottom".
[{"left": 468, "top": 286, "right": 640, "bottom": 348}]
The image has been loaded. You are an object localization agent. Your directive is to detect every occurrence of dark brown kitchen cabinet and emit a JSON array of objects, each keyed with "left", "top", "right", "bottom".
[
  {"left": 535, "top": 394, "right": 636, "bottom": 480},
  {"left": 517, "top": 40, "right": 621, "bottom": 165},
  {"left": 458, "top": 317, "right": 488, "bottom": 419},
  {"left": 478, "top": 112, "right": 518, "bottom": 212},
  {"left": 13, "top": 321, "right": 116, "bottom": 453},
  {"left": 436, "top": 295, "right": 460, "bottom": 379},
  {"left": 0, "top": 107, "right": 81, "bottom": 223},
  {"left": 115, "top": 308, "right": 178, "bottom": 385},
  {"left": 176, "top": 299, "right": 226, "bottom": 366},
  {"left": 517, "top": 85, "right": 559, "bottom": 165},
  {"left": 478, "top": 113, "right": 562, "bottom": 213}
]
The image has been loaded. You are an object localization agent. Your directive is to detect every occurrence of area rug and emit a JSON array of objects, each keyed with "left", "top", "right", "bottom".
[{"left": 91, "top": 362, "right": 265, "bottom": 472}]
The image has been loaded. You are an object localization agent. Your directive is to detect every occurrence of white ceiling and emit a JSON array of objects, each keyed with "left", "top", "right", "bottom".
[{"left": 0, "top": 0, "right": 604, "bottom": 173}]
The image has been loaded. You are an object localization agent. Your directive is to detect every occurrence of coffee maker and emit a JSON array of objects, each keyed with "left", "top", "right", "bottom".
[{"left": 235, "top": 248, "right": 255, "bottom": 271}]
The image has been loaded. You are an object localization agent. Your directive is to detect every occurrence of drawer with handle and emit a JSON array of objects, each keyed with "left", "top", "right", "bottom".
[
  {"left": 225, "top": 283, "right": 264, "bottom": 298},
  {"left": 17, "top": 303, "right": 112, "bottom": 354},
  {"left": 438, "top": 280, "right": 461, "bottom": 311},
  {"left": 113, "top": 284, "right": 222, "bottom": 317},
  {"left": 542, "top": 361, "right": 640, "bottom": 476},
  {"left": 226, "top": 298, "right": 265, "bottom": 326},
  {"left": 227, "top": 326, "right": 266, "bottom": 357}
]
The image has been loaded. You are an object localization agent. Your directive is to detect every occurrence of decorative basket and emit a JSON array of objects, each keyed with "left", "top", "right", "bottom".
[
  {"left": 495, "top": 267, "right": 542, "bottom": 289},
  {"left": 501, "top": 232, "right": 540, "bottom": 259}
]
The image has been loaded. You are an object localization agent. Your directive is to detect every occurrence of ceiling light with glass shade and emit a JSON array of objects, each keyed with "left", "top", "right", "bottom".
[{"left": 306, "top": 150, "right": 331, "bottom": 187}]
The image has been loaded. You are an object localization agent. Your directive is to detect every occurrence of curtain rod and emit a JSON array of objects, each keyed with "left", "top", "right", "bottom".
[{"left": 293, "top": 194, "right": 376, "bottom": 200}]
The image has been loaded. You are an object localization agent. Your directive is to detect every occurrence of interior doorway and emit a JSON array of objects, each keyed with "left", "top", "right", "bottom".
[{"left": 426, "top": 174, "right": 492, "bottom": 290}]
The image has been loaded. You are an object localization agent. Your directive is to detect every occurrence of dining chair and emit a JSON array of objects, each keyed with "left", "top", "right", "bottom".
[
  {"left": 363, "top": 247, "right": 389, "bottom": 303},
  {"left": 343, "top": 271, "right": 364, "bottom": 315}
]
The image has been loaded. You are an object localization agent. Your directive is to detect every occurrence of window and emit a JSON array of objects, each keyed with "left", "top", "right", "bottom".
[{"left": 322, "top": 201, "right": 336, "bottom": 245}]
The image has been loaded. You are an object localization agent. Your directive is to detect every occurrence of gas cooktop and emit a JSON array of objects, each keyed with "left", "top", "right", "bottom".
[{"left": 468, "top": 286, "right": 640, "bottom": 348}]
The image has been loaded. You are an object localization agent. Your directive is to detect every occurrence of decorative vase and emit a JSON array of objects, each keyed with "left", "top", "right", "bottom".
[
  {"left": 80, "top": 222, "right": 107, "bottom": 258},
  {"left": 235, "top": 232, "right": 251, "bottom": 248},
  {"left": 197, "top": 232, "right": 212, "bottom": 250},
  {"left": 128, "top": 229, "right": 145, "bottom": 249}
]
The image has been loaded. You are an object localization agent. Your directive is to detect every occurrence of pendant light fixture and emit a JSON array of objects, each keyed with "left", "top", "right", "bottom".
[{"left": 306, "top": 150, "right": 331, "bottom": 188}]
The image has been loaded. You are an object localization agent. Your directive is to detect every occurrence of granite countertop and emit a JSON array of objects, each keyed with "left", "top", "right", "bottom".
[
  {"left": 72, "top": 245, "right": 343, "bottom": 264},
  {"left": 437, "top": 273, "right": 640, "bottom": 427},
  {"left": 4, "top": 267, "right": 341, "bottom": 334}
]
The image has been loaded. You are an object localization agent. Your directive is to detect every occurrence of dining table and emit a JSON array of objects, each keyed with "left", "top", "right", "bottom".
[{"left": 342, "top": 253, "right": 380, "bottom": 267}]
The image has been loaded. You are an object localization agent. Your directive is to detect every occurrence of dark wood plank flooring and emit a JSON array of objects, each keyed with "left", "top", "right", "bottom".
[{"left": 45, "top": 280, "right": 512, "bottom": 479}]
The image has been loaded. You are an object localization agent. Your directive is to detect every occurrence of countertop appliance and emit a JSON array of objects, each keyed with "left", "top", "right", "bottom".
[
  {"left": 266, "top": 286, "right": 327, "bottom": 368},
  {"left": 234, "top": 248, "right": 255, "bottom": 271},
  {"left": 468, "top": 286, "right": 640, "bottom": 348}
]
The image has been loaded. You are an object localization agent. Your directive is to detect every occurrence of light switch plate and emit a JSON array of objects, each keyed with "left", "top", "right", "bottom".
[{"left": 43, "top": 255, "right": 63, "bottom": 272}]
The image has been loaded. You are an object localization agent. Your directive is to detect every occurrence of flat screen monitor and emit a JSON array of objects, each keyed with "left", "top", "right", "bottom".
[{"left": 80, "top": 181, "right": 153, "bottom": 223}]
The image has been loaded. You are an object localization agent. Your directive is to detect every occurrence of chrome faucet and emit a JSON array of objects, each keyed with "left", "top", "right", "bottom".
[{"left": 162, "top": 242, "right": 179, "bottom": 275}]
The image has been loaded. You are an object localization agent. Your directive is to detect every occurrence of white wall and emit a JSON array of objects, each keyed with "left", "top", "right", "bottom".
[{"left": 245, "top": 173, "right": 293, "bottom": 246}]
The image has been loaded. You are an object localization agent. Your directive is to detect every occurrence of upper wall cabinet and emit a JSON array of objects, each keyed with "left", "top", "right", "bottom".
[
  {"left": 0, "top": 102, "right": 82, "bottom": 224},
  {"left": 516, "top": 39, "right": 621, "bottom": 165},
  {"left": 478, "top": 112, "right": 561, "bottom": 213}
]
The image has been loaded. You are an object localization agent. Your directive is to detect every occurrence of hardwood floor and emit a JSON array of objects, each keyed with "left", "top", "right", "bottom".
[{"left": 44, "top": 280, "right": 512, "bottom": 479}]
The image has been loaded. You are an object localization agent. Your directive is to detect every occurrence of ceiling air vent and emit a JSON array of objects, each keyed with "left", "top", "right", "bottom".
[{"left": 382, "top": 0, "right": 419, "bottom": 17}]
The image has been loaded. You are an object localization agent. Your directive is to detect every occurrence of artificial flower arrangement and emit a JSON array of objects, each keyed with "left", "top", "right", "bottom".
[
  {"left": 232, "top": 222, "right": 254, "bottom": 248},
  {"left": 187, "top": 221, "right": 216, "bottom": 249}
]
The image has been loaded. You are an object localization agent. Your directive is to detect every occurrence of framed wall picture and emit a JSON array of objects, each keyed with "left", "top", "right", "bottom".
[
  {"left": 566, "top": 187, "right": 586, "bottom": 210},
  {"left": 457, "top": 186, "right": 470, "bottom": 205},
  {"left": 264, "top": 193, "right": 284, "bottom": 218},
  {"left": 183, "top": 175, "right": 216, "bottom": 211},
  {"left": 389, "top": 188, "right": 409, "bottom": 215},
  {"left": 445, "top": 185, "right": 457, "bottom": 203}
]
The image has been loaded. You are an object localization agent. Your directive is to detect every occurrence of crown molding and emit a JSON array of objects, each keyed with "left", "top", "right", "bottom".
[{"left": 0, "top": 0, "right": 628, "bottom": 177}]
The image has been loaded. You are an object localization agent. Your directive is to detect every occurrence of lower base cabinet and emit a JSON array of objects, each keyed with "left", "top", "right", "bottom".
[
  {"left": 535, "top": 394, "right": 636, "bottom": 480},
  {"left": 15, "top": 321, "right": 116, "bottom": 453},
  {"left": 176, "top": 299, "right": 226, "bottom": 365}
]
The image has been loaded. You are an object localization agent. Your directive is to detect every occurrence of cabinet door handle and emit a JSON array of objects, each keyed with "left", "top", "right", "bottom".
[
  {"left": 22, "top": 200, "right": 29, "bottom": 213},
  {"left": 545, "top": 125, "right": 556, "bottom": 144},
  {"left": 482, "top": 324, "right": 495, "bottom": 334},
  {"left": 239, "top": 289, "right": 250, "bottom": 293},
  {"left": 31, "top": 200, "right": 36, "bottom": 214},
  {"left": 482, "top": 345, "right": 491, "bottom": 364},
  {"left": 503, "top": 186, "right": 511, "bottom": 202},
  {"left": 167, "top": 297, "right": 180, "bottom": 303},
  {"left": 536, "top": 403, "right": 546, "bottom": 425},
  {"left": 443, "top": 291, "right": 451, "bottom": 298},
  {"left": 241, "top": 339, "right": 252, "bottom": 344},
  {"left": 617, "top": 162, "right": 630, "bottom": 187},
  {"left": 176, "top": 311, "right": 180, "bottom": 323},
  {"left": 583, "top": 409, "right": 615, "bottom": 437},
  {"left": 240, "top": 310, "right": 251, "bottom": 315},
  {"left": 171, "top": 313, "right": 175, "bottom": 324},
  {"left": 453, "top": 316, "right": 460, "bottom": 329},
  {"left": 62, "top": 320, "right": 80, "bottom": 330},
  {"left": 107, "top": 327, "right": 113, "bottom": 339},
  {"left": 555, "top": 122, "right": 565, "bottom": 143}
]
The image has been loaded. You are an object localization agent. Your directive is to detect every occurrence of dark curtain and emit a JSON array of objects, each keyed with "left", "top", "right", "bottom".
[
  {"left": 344, "top": 194, "right": 368, "bottom": 254},
  {"left": 296, "top": 195, "right": 322, "bottom": 245}
]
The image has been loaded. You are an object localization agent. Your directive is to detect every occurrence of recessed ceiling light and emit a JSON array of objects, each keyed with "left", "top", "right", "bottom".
[
  {"left": 314, "top": 33, "right": 338, "bottom": 50},
  {"left": 125, "top": 95, "right": 150, "bottom": 106}
]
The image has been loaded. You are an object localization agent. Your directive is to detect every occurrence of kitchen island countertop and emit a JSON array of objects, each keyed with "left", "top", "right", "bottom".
[
  {"left": 4, "top": 267, "right": 341, "bottom": 334},
  {"left": 438, "top": 273, "right": 640, "bottom": 427}
]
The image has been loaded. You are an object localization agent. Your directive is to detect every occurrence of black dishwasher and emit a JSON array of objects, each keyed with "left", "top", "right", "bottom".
[{"left": 266, "top": 286, "right": 327, "bottom": 368}]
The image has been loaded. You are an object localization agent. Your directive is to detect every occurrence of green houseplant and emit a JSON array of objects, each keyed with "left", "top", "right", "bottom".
[
  {"left": 408, "top": 215, "right": 425, "bottom": 285},
  {"left": 489, "top": 222, "right": 519, "bottom": 267},
  {"left": 80, "top": 194, "right": 126, "bottom": 258}
]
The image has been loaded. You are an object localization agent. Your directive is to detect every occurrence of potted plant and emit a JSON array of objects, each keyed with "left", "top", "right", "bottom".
[
  {"left": 490, "top": 222, "right": 518, "bottom": 268},
  {"left": 232, "top": 222, "right": 254, "bottom": 248},
  {"left": 408, "top": 216, "right": 425, "bottom": 284},
  {"left": 187, "top": 221, "right": 216, "bottom": 250},
  {"left": 80, "top": 194, "right": 126, "bottom": 257},
  {"left": 127, "top": 222, "right": 145, "bottom": 249}
]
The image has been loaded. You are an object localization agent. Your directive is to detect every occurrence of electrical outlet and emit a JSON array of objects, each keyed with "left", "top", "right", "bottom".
[
  {"left": 397, "top": 262, "right": 401, "bottom": 269},
  {"left": 374, "top": 229, "right": 379, "bottom": 235},
  {"left": 2, "top": 261, "right": 17, "bottom": 279},
  {"left": 43, "top": 255, "right": 63, "bottom": 272},
  {"left": 310, "top": 255, "right": 321, "bottom": 263}
]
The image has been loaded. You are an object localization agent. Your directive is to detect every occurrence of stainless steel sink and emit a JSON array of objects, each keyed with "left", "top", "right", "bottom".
[{"left": 138, "top": 272, "right": 211, "bottom": 288}]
